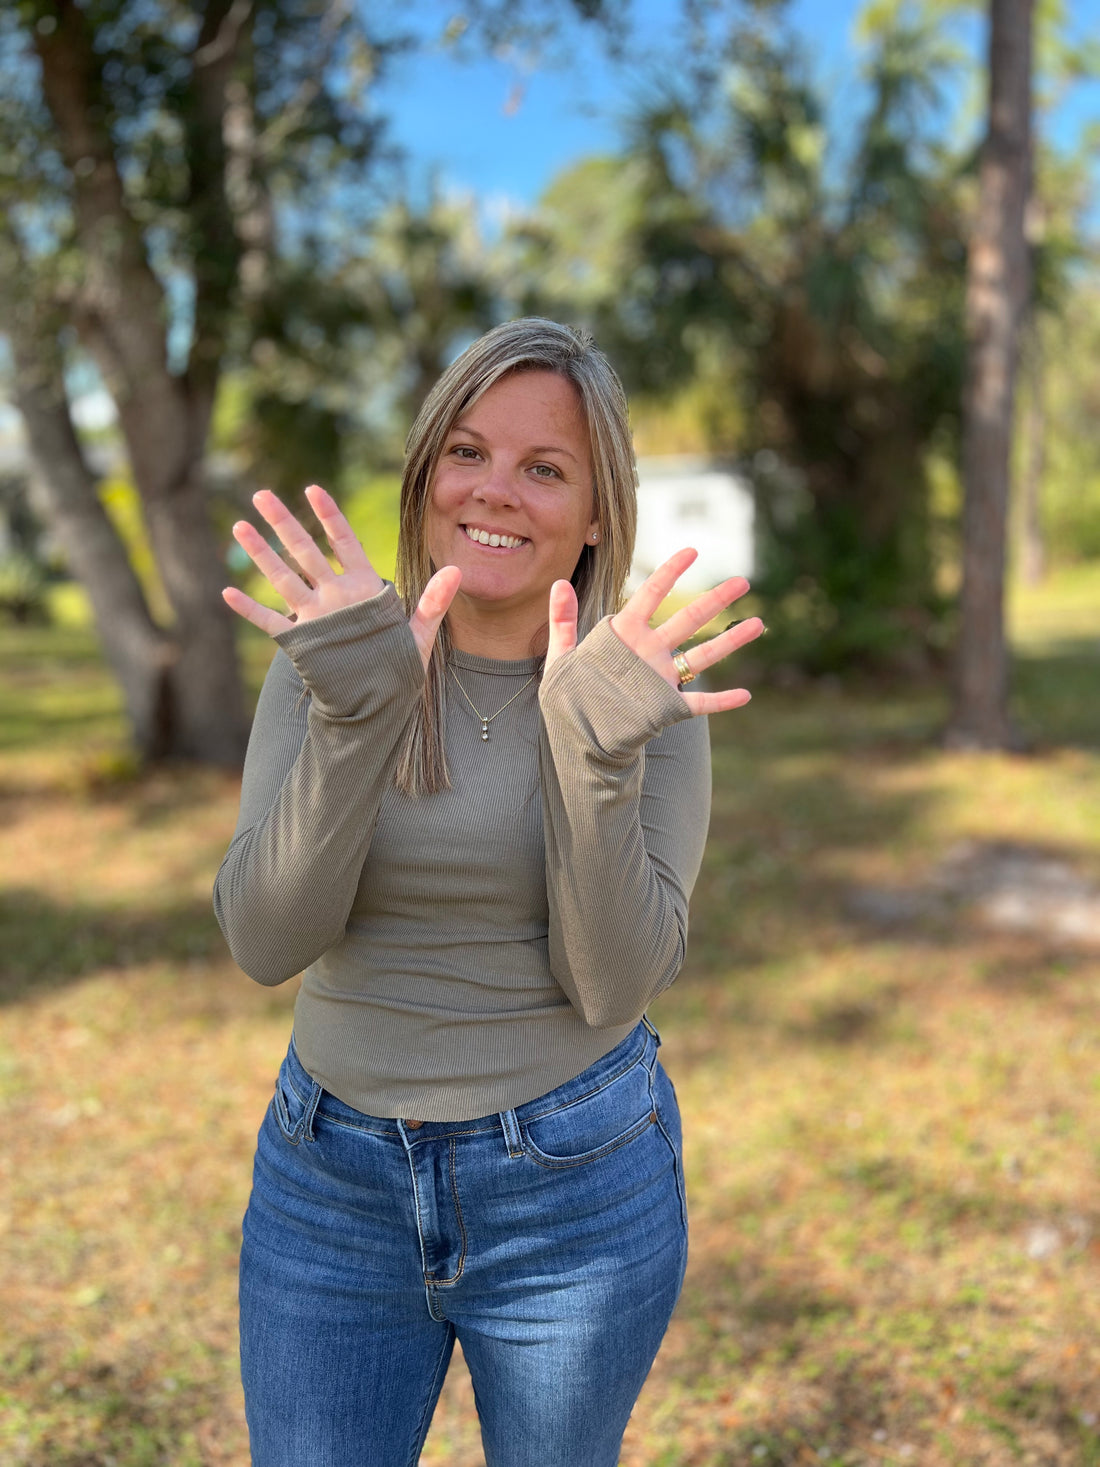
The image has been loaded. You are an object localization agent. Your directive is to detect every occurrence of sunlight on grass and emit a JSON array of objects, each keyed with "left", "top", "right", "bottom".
[{"left": 1009, "top": 562, "right": 1100, "bottom": 650}]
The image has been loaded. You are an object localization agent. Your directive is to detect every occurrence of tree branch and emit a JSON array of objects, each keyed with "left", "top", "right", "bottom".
[
  {"left": 185, "top": 0, "right": 253, "bottom": 409},
  {"left": 33, "top": 0, "right": 191, "bottom": 494},
  {"left": 0, "top": 221, "right": 176, "bottom": 756}
]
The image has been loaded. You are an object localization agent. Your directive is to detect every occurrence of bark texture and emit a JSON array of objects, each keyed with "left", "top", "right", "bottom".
[
  {"left": 1019, "top": 316, "right": 1046, "bottom": 587},
  {"left": 9, "top": 318, "right": 178, "bottom": 759},
  {"left": 16, "top": 0, "right": 252, "bottom": 764},
  {"left": 948, "top": 0, "right": 1034, "bottom": 748}
]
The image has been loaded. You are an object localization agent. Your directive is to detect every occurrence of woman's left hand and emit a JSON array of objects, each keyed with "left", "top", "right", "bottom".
[{"left": 545, "top": 547, "right": 763, "bottom": 716}]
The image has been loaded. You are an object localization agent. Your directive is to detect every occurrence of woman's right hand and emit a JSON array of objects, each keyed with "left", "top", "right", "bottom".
[{"left": 222, "top": 485, "right": 462, "bottom": 671}]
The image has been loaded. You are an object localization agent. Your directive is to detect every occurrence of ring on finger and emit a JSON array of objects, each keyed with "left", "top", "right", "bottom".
[{"left": 672, "top": 650, "right": 696, "bottom": 687}]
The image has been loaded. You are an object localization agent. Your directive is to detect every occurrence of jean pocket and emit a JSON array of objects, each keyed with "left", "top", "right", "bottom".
[
  {"left": 521, "top": 1053, "right": 658, "bottom": 1169},
  {"left": 271, "top": 1061, "right": 322, "bottom": 1146}
]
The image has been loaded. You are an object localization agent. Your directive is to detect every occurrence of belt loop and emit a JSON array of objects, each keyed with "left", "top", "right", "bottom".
[
  {"left": 642, "top": 1013, "right": 660, "bottom": 1043},
  {"left": 302, "top": 1081, "right": 323, "bottom": 1142},
  {"left": 499, "top": 1108, "right": 524, "bottom": 1159}
]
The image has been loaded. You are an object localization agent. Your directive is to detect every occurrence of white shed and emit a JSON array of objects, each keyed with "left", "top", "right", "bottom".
[{"left": 631, "top": 456, "right": 754, "bottom": 592}]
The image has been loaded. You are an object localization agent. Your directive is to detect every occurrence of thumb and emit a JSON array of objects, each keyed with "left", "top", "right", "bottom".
[
  {"left": 544, "top": 579, "right": 578, "bottom": 673},
  {"left": 409, "top": 566, "right": 462, "bottom": 670}
]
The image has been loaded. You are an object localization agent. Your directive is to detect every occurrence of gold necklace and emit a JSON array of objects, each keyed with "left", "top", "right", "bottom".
[{"left": 448, "top": 665, "right": 537, "bottom": 743}]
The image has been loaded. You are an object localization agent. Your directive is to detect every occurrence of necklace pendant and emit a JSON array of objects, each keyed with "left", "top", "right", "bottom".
[{"left": 481, "top": 721, "right": 490, "bottom": 742}]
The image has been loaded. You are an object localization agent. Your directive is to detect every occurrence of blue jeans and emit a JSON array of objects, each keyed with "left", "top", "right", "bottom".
[{"left": 239, "top": 1020, "right": 688, "bottom": 1467}]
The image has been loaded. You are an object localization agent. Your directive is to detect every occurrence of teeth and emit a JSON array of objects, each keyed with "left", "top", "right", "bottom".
[{"left": 464, "top": 526, "right": 526, "bottom": 549}]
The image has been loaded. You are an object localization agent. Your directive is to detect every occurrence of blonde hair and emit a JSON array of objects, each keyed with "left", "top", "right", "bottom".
[{"left": 395, "top": 318, "right": 638, "bottom": 796}]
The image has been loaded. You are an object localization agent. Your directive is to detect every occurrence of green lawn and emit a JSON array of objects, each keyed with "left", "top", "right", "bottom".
[{"left": 2, "top": 569, "right": 1099, "bottom": 1466}]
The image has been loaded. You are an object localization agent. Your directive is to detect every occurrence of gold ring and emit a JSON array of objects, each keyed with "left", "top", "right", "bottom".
[{"left": 673, "top": 651, "right": 696, "bottom": 686}]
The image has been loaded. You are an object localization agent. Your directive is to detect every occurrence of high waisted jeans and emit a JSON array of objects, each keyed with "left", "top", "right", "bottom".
[{"left": 238, "top": 1019, "right": 688, "bottom": 1467}]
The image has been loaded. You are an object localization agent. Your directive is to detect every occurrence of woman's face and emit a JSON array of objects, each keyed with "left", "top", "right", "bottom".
[{"left": 425, "top": 370, "right": 599, "bottom": 639}]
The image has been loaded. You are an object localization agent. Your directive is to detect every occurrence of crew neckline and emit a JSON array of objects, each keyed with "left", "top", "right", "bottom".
[{"left": 448, "top": 648, "right": 543, "bottom": 677}]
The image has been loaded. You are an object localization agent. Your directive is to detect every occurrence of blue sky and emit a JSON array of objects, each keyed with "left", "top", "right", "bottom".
[
  {"left": 372, "top": 0, "right": 1100, "bottom": 215},
  {"left": 374, "top": 0, "right": 867, "bottom": 208}
]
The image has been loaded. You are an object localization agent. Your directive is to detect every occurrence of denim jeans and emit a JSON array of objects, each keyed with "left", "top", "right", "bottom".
[{"left": 239, "top": 1019, "right": 688, "bottom": 1467}]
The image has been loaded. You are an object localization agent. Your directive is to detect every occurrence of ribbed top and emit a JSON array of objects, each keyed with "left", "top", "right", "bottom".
[{"left": 214, "top": 584, "right": 711, "bottom": 1122}]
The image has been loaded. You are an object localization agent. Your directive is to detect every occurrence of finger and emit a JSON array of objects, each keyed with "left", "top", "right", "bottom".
[
  {"left": 623, "top": 548, "right": 699, "bottom": 625},
  {"left": 231, "top": 520, "right": 311, "bottom": 609},
  {"left": 252, "top": 489, "right": 334, "bottom": 586},
  {"left": 222, "top": 586, "right": 294, "bottom": 637},
  {"left": 676, "top": 616, "right": 764, "bottom": 675},
  {"left": 544, "top": 579, "right": 578, "bottom": 672},
  {"left": 304, "top": 484, "right": 382, "bottom": 586},
  {"left": 681, "top": 687, "right": 752, "bottom": 717},
  {"left": 658, "top": 577, "right": 751, "bottom": 650},
  {"left": 409, "top": 565, "right": 462, "bottom": 669}
]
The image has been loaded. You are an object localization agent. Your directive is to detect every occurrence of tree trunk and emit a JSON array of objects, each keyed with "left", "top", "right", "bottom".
[
  {"left": 9, "top": 335, "right": 177, "bottom": 761},
  {"left": 143, "top": 473, "right": 251, "bottom": 764},
  {"left": 1018, "top": 314, "right": 1046, "bottom": 586},
  {"left": 947, "top": 0, "right": 1034, "bottom": 748},
  {"left": 27, "top": 0, "right": 250, "bottom": 765}
]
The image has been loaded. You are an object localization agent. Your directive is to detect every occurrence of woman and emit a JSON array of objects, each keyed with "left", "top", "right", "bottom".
[{"left": 214, "top": 318, "right": 762, "bottom": 1467}]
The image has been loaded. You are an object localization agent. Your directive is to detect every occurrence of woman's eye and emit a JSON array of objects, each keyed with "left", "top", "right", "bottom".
[
  {"left": 531, "top": 463, "right": 559, "bottom": 479},
  {"left": 453, "top": 446, "right": 480, "bottom": 460}
]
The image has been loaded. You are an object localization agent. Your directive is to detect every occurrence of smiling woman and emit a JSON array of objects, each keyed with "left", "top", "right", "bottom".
[
  {"left": 426, "top": 371, "right": 600, "bottom": 652},
  {"left": 213, "top": 317, "right": 762, "bottom": 1467}
]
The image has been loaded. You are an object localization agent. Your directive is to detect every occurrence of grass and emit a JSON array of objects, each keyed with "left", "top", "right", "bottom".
[{"left": 2, "top": 567, "right": 1100, "bottom": 1466}]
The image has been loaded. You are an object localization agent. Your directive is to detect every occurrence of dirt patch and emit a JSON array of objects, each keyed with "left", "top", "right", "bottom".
[{"left": 848, "top": 839, "right": 1100, "bottom": 946}]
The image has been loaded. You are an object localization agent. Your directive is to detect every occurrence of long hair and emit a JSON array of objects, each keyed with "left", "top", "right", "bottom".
[{"left": 394, "top": 318, "right": 638, "bottom": 796}]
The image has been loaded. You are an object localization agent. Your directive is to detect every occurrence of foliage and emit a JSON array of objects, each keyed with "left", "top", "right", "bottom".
[
  {"left": 0, "top": 552, "right": 48, "bottom": 623},
  {"left": 1027, "top": 289, "right": 1100, "bottom": 564},
  {"left": 0, "top": 0, "right": 630, "bottom": 762},
  {"left": 214, "top": 186, "right": 502, "bottom": 495},
  {"left": 340, "top": 474, "right": 403, "bottom": 583},
  {"left": 510, "top": 1, "right": 1097, "bottom": 674},
  {"left": 512, "top": 5, "right": 974, "bottom": 672}
]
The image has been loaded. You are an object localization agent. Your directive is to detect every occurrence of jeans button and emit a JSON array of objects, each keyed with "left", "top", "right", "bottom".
[{"left": 403, "top": 1118, "right": 424, "bottom": 1129}]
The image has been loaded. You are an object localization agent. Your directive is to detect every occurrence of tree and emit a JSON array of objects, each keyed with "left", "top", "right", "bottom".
[
  {"left": 0, "top": 0, "right": 398, "bottom": 762},
  {"left": 946, "top": 0, "right": 1034, "bottom": 747},
  {"left": 343, "top": 187, "right": 499, "bottom": 425},
  {"left": 515, "top": 6, "right": 970, "bottom": 672},
  {"left": 0, "top": 0, "right": 627, "bottom": 762}
]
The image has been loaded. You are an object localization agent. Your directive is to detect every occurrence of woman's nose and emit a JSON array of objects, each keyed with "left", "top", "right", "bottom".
[{"left": 473, "top": 463, "right": 521, "bottom": 507}]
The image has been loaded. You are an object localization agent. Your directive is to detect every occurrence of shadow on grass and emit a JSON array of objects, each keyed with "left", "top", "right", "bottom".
[
  {"left": 1, "top": 1339, "right": 238, "bottom": 1467},
  {"left": 690, "top": 740, "right": 940, "bottom": 978},
  {"left": 0, "top": 888, "right": 224, "bottom": 1005}
]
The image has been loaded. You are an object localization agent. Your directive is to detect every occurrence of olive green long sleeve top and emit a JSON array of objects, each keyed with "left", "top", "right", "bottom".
[{"left": 214, "top": 584, "right": 711, "bottom": 1122}]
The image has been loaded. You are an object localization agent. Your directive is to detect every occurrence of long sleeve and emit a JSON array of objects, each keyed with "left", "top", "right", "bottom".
[
  {"left": 213, "top": 586, "right": 424, "bottom": 985},
  {"left": 537, "top": 617, "right": 712, "bottom": 1029}
]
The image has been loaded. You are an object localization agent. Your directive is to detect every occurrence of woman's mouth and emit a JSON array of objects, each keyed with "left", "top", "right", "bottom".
[{"left": 462, "top": 525, "right": 529, "bottom": 549}]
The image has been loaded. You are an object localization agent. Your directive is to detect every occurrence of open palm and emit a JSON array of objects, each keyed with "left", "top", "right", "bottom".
[
  {"left": 223, "top": 486, "right": 461, "bottom": 671},
  {"left": 544, "top": 547, "right": 762, "bottom": 717}
]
